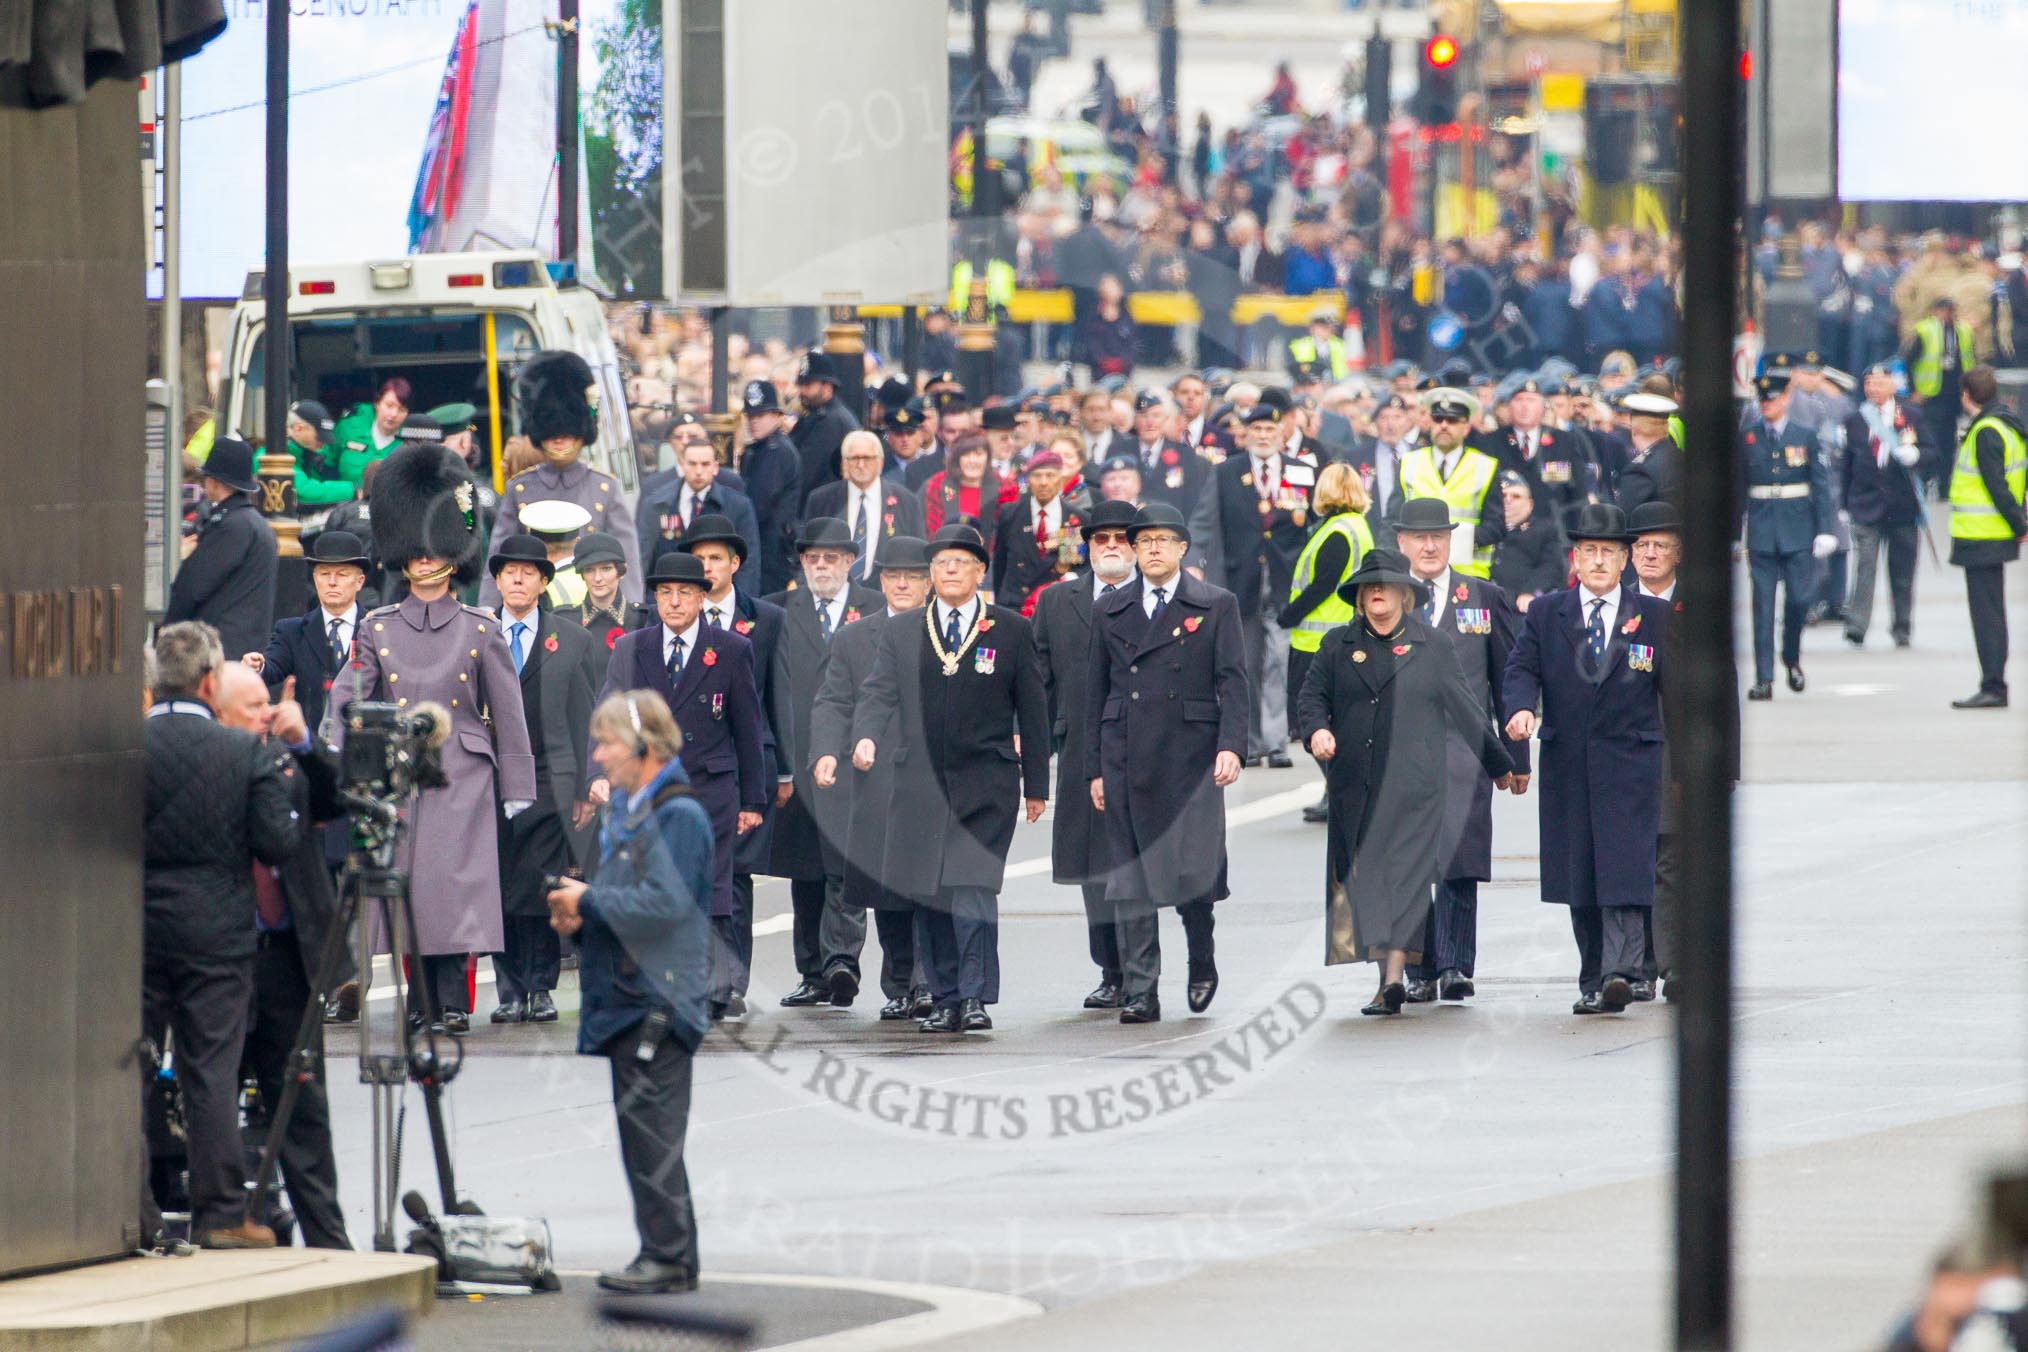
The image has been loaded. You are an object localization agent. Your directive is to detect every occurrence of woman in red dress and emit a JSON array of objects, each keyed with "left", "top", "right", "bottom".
[{"left": 923, "top": 432, "right": 1004, "bottom": 549}]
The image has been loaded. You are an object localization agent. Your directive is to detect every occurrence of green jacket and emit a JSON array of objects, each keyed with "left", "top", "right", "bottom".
[
  {"left": 330, "top": 404, "right": 402, "bottom": 490},
  {"left": 285, "top": 436, "right": 356, "bottom": 506}
]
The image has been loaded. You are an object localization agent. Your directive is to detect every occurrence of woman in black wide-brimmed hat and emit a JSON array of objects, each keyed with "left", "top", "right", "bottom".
[{"left": 1295, "top": 548, "right": 1515, "bottom": 1015}]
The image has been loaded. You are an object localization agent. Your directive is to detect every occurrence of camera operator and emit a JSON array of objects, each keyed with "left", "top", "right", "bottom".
[
  {"left": 214, "top": 663, "right": 352, "bottom": 1249},
  {"left": 144, "top": 622, "right": 299, "bottom": 1249},
  {"left": 546, "top": 692, "right": 713, "bottom": 1296}
]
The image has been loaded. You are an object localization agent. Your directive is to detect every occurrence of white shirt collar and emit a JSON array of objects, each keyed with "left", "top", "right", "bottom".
[
  {"left": 1579, "top": 584, "right": 1620, "bottom": 631},
  {"left": 1640, "top": 580, "right": 1676, "bottom": 601},
  {"left": 1095, "top": 569, "right": 1135, "bottom": 598},
  {"left": 936, "top": 596, "right": 979, "bottom": 633},
  {"left": 703, "top": 591, "right": 736, "bottom": 625},
  {"left": 501, "top": 603, "right": 540, "bottom": 632},
  {"left": 663, "top": 616, "right": 703, "bottom": 662},
  {"left": 1142, "top": 574, "right": 1177, "bottom": 616},
  {"left": 320, "top": 602, "right": 358, "bottom": 630},
  {"left": 148, "top": 698, "right": 215, "bottom": 720},
  {"left": 1032, "top": 495, "right": 1060, "bottom": 528}
]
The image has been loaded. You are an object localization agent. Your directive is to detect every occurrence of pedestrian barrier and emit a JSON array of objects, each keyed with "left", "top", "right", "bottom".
[{"left": 860, "top": 289, "right": 1345, "bottom": 329}]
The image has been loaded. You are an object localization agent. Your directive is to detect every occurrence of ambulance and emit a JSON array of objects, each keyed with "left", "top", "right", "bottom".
[{"left": 216, "top": 250, "right": 638, "bottom": 503}]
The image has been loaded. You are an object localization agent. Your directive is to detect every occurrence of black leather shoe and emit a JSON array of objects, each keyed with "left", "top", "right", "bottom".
[
  {"left": 909, "top": 988, "right": 934, "bottom": 1018},
  {"left": 724, "top": 993, "right": 746, "bottom": 1018},
  {"left": 526, "top": 992, "right": 558, "bottom": 1022},
  {"left": 709, "top": 1000, "right": 729, "bottom": 1022},
  {"left": 1661, "top": 976, "right": 1678, "bottom": 1003},
  {"left": 1439, "top": 970, "right": 1474, "bottom": 1001},
  {"left": 1403, "top": 978, "right": 1439, "bottom": 1004},
  {"left": 1083, "top": 982, "right": 1124, "bottom": 1009},
  {"left": 1119, "top": 994, "right": 1161, "bottom": 1023},
  {"left": 1952, "top": 690, "right": 2009, "bottom": 709},
  {"left": 1599, "top": 977, "right": 1632, "bottom": 1013},
  {"left": 1572, "top": 992, "right": 1604, "bottom": 1014},
  {"left": 878, "top": 997, "right": 912, "bottom": 1020},
  {"left": 780, "top": 980, "right": 828, "bottom": 1007},
  {"left": 1186, "top": 967, "right": 1218, "bottom": 1013},
  {"left": 1893, "top": 635, "right": 1911, "bottom": 649},
  {"left": 489, "top": 999, "right": 525, "bottom": 1024},
  {"left": 325, "top": 981, "right": 360, "bottom": 1023},
  {"left": 1361, "top": 982, "right": 1406, "bottom": 1016},
  {"left": 1301, "top": 798, "right": 1329, "bottom": 824},
  {"left": 1785, "top": 664, "right": 1805, "bottom": 693},
  {"left": 1628, "top": 979, "right": 1657, "bottom": 1003},
  {"left": 1747, "top": 682, "right": 1773, "bottom": 701},
  {"left": 919, "top": 1005, "right": 961, "bottom": 1033},
  {"left": 826, "top": 966, "right": 860, "bottom": 1008},
  {"left": 440, "top": 1010, "right": 470, "bottom": 1035},
  {"left": 1265, "top": 750, "right": 1295, "bottom": 769},
  {"left": 959, "top": 998, "right": 992, "bottom": 1031},
  {"left": 596, "top": 1256, "right": 698, "bottom": 1295}
]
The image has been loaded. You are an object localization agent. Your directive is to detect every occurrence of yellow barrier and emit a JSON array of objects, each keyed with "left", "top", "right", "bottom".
[{"left": 852, "top": 289, "right": 1346, "bottom": 329}]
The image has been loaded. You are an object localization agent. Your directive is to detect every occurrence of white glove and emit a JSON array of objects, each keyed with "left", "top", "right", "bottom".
[
  {"left": 1891, "top": 442, "right": 1921, "bottom": 467},
  {"left": 1811, "top": 534, "right": 1838, "bottom": 559},
  {"left": 503, "top": 800, "right": 533, "bottom": 819}
]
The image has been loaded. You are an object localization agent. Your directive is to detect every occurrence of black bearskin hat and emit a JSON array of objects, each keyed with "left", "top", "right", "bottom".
[
  {"left": 370, "top": 443, "right": 486, "bottom": 586},
  {"left": 515, "top": 349, "right": 599, "bottom": 447}
]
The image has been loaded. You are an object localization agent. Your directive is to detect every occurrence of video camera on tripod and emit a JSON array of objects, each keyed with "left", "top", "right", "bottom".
[{"left": 245, "top": 697, "right": 557, "bottom": 1293}]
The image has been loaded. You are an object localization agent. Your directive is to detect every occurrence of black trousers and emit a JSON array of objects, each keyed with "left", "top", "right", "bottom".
[
  {"left": 1116, "top": 898, "right": 1214, "bottom": 1001},
  {"left": 494, "top": 917, "right": 561, "bottom": 1002},
  {"left": 609, "top": 1031, "right": 699, "bottom": 1274},
  {"left": 1410, "top": 878, "right": 1479, "bottom": 980},
  {"left": 790, "top": 874, "right": 868, "bottom": 980},
  {"left": 871, "top": 907, "right": 920, "bottom": 999},
  {"left": 914, "top": 887, "right": 1001, "bottom": 1007},
  {"left": 143, "top": 949, "right": 253, "bottom": 1233},
  {"left": 1965, "top": 563, "right": 2011, "bottom": 696},
  {"left": 1082, "top": 881, "right": 1122, "bottom": 986},
  {"left": 707, "top": 876, "right": 755, "bottom": 1004},
  {"left": 243, "top": 931, "right": 350, "bottom": 1249},
  {"left": 1569, "top": 905, "right": 1645, "bottom": 995},
  {"left": 408, "top": 953, "right": 470, "bottom": 1018},
  {"left": 1638, "top": 832, "right": 1682, "bottom": 983},
  {"left": 1748, "top": 549, "right": 1815, "bottom": 682}
]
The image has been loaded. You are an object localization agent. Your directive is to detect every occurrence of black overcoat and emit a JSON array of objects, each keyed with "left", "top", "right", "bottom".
[
  {"left": 808, "top": 609, "right": 910, "bottom": 910},
  {"left": 852, "top": 602, "right": 1050, "bottom": 898},
  {"left": 717, "top": 590, "right": 790, "bottom": 875},
  {"left": 1501, "top": 585, "right": 1669, "bottom": 910},
  {"left": 1085, "top": 573, "right": 1250, "bottom": 906},
  {"left": 1032, "top": 572, "right": 1109, "bottom": 883},
  {"left": 1429, "top": 574, "right": 1531, "bottom": 882},
  {"left": 765, "top": 582, "right": 881, "bottom": 880}
]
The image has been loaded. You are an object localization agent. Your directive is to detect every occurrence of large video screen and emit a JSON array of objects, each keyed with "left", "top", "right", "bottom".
[{"left": 1838, "top": 0, "right": 2028, "bottom": 201}]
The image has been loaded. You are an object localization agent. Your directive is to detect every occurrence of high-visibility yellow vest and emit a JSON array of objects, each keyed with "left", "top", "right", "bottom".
[
  {"left": 1911, "top": 317, "right": 1977, "bottom": 398},
  {"left": 1287, "top": 334, "right": 1350, "bottom": 380},
  {"left": 1949, "top": 414, "right": 2028, "bottom": 541},
  {"left": 1287, "top": 510, "right": 1375, "bottom": 652},
  {"left": 950, "top": 259, "right": 1016, "bottom": 314},
  {"left": 1397, "top": 447, "right": 1500, "bottom": 577},
  {"left": 545, "top": 562, "right": 588, "bottom": 609},
  {"left": 1667, "top": 414, "right": 1685, "bottom": 448}
]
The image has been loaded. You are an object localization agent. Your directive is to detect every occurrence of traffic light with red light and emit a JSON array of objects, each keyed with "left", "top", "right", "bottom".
[{"left": 1416, "top": 32, "right": 1462, "bottom": 124}]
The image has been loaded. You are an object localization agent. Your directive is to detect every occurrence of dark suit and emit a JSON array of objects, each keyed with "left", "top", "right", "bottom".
[
  {"left": 1033, "top": 572, "right": 1122, "bottom": 988},
  {"left": 852, "top": 601, "right": 1049, "bottom": 1010},
  {"left": 1740, "top": 417, "right": 1836, "bottom": 683},
  {"left": 637, "top": 481, "right": 764, "bottom": 596},
  {"left": 1502, "top": 586, "right": 1670, "bottom": 995},
  {"left": 493, "top": 608, "right": 598, "bottom": 1003},
  {"left": 790, "top": 398, "right": 861, "bottom": 512},
  {"left": 1840, "top": 403, "right": 1934, "bottom": 644},
  {"left": 739, "top": 429, "right": 804, "bottom": 595},
  {"left": 766, "top": 584, "right": 882, "bottom": 987},
  {"left": 1085, "top": 573, "right": 1249, "bottom": 999},
  {"left": 1497, "top": 425, "right": 1601, "bottom": 533},
  {"left": 709, "top": 591, "right": 791, "bottom": 1001},
  {"left": 805, "top": 479, "right": 927, "bottom": 586},
  {"left": 261, "top": 604, "right": 364, "bottom": 864},
  {"left": 1132, "top": 438, "right": 1213, "bottom": 515},
  {"left": 992, "top": 495, "right": 1084, "bottom": 615},
  {"left": 600, "top": 625, "right": 767, "bottom": 922},
  {"left": 1409, "top": 573, "right": 1530, "bottom": 983},
  {"left": 1612, "top": 435, "right": 1680, "bottom": 520},
  {"left": 241, "top": 740, "right": 351, "bottom": 1249},
  {"left": 167, "top": 496, "right": 279, "bottom": 662}
]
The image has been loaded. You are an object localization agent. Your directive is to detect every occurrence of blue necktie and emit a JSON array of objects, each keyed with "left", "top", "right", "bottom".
[
  {"left": 510, "top": 621, "right": 528, "bottom": 675},
  {"left": 818, "top": 600, "right": 835, "bottom": 642},
  {"left": 667, "top": 635, "right": 685, "bottom": 684},
  {"left": 944, "top": 606, "right": 963, "bottom": 650},
  {"left": 1586, "top": 598, "right": 1606, "bottom": 661},
  {"left": 1148, "top": 586, "right": 1168, "bottom": 624},
  {"left": 328, "top": 616, "right": 346, "bottom": 667}
]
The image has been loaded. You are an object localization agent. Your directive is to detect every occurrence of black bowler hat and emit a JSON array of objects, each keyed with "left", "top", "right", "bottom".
[
  {"left": 742, "top": 379, "right": 780, "bottom": 414},
  {"left": 1080, "top": 499, "right": 1139, "bottom": 536},
  {"left": 306, "top": 530, "right": 370, "bottom": 568},
  {"left": 797, "top": 351, "right": 839, "bottom": 384},
  {"left": 645, "top": 551, "right": 708, "bottom": 588},
  {"left": 980, "top": 405, "right": 1017, "bottom": 431},
  {"left": 874, "top": 377, "right": 914, "bottom": 409},
  {"left": 1257, "top": 385, "right": 1293, "bottom": 414},
  {"left": 203, "top": 437, "right": 261, "bottom": 493},
  {"left": 1126, "top": 501, "right": 1190, "bottom": 546},
  {"left": 573, "top": 531, "right": 628, "bottom": 571},
  {"left": 1394, "top": 496, "right": 1455, "bottom": 531},
  {"left": 796, "top": 516, "right": 860, "bottom": 557},
  {"left": 1567, "top": 502, "right": 1636, "bottom": 544},
  {"left": 926, "top": 522, "right": 991, "bottom": 564},
  {"left": 488, "top": 532, "right": 556, "bottom": 581},
  {"left": 678, "top": 513, "right": 748, "bottom": 561},
  {"left": 873, "top": 535, "right": 932, "bottom": 573},
  {"left": 1628, "top": 501, "right": 1683, "bottom": 537},
  {"left": 1336, "top": 546, "right": 1430, "bottom": 606}
]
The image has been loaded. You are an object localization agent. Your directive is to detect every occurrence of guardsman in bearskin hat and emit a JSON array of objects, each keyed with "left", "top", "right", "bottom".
[
  {"left": 484, "top": 350, "right": 641, "bottom": 607},
  {"left": 321, "top": 444, "right": 537, "bottom": 1034}
]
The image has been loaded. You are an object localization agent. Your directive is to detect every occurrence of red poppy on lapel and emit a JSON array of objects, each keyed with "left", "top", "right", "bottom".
[
  {"left": 845, "top": 607, "right": 861, "bottom": 624},
  {"left": 1453, "top": 582, "right": 1469, "bottom": 602},
  {"left": 1621, "top": 615, "right": 1641, "bottom": 635},
  {"left": 1183, "top": 615, "right": 1202, "bottom": 633},
  {"left": 1392, "top": 643, "right": 1410, "bottom": 656},
  {"left": 701, "top": 648, "right": 718, "bottom": 667},
  {"left": 1745, "top": 432, "right": 1756, "bottom": 446},
  {"left": 1673, "top": 600, "right": 1684, "bottom": 613},
  {"left": 734, "top": 618, "right": 755, "bottom": 635},
  {"left": 1162, "top": 448, "right": 1180, "bottom": 467},
  {"left": 978, "top": 616, "right": 995, "bottom": 632},
  {"left": 606, "top": 627, "right": 622, "bottom": 650},
  {"left": 541, "top": 633, "right": 557, "bottom": 653}
]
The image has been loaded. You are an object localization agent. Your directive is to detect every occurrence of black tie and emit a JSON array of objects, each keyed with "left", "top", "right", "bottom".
[
  {"left": 1101, "top": 582, "right": 1118, "bottom": 595},
  {"left": 667, "top": 636, "right": 685, "bottom": 683},
  {"left": 817, "top": 599, "right": 834, "bottom": 642},
  {"left": 944, "top": 606, "right": 963, "bottom": 650},
  {"left": 854, "top": 496, "right": 870, "bottom": 565},
  {"left": 706, "top": 605, "right": 723, "bottom": 629},
  {"left": 327, "top": 616, "right": 345, "bottom": 666},
  {"left": 1149, "top": 585, "right": 1168, "bottom": 624},
  {"left": 1586, "top": 599, "right": 1607, "bottom": 661}
]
